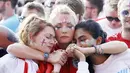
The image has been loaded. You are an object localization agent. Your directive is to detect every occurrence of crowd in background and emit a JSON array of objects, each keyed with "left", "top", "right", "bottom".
[{"left": 0, "top": 0, "right": 130, "bottom": 73}]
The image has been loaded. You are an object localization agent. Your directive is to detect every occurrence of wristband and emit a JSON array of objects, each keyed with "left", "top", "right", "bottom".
[{"left": 44, "top": 52, "right": 49, "bottom": 61}]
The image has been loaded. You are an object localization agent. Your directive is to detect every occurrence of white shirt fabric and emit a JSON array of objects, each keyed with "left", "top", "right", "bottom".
[
  {"left": 95, "top": 49, "right": 130, "bottom": 73},
  {"left": 77, "top": 61, "right": 90, "bottom": 73},
  {"left": 77, "top": 49, "right": 130, "bottom": 73},
  {"left": 97, "top": 18, "right": 121, "bottom": 38},
  {"left": 0, "top": 54, "right": 38, "bottom": 73}
]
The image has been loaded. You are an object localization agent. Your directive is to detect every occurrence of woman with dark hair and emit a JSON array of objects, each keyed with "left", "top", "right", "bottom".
[{"left": 66, "top": 20, "right": 129, "bottom": 73}]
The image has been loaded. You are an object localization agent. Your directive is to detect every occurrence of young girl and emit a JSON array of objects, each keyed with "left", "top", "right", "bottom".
[
  {"left": 66, "top": 20, "right": 129, "bottom": 73},
  {"left": 7, "top": 5, "right": 128, "bottom": 73},
  {"left": 0, "top": 14, "right": 61, "bottom": 73}
]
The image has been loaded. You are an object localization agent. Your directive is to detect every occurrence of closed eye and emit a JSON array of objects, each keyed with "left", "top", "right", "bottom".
[
  {"left": 67, "top": 23, "right": 74, "bottom": 28},
  {"left": 78, "top": 36, "right": 87, "bottom": 42},
  {"left": 54, "top": 23, "right": 62, "bottom": 29}
]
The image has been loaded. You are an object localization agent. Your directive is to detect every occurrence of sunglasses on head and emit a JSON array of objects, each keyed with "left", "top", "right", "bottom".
[{"left": 106, "top": 16, "right": 120, "bottom": 22}]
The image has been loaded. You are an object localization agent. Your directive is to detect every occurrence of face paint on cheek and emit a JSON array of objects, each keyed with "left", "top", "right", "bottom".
[
  {"left": 41, "top": 39, "right": 45, "bottom": 46},
  {"left": 80, "top": 39, "right": 96, "bottom": 47},
  {"left": 86, "top": 39, "right": 96, "bottom": 47}
]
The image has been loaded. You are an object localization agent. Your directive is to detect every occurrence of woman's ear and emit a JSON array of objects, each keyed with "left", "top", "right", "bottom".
[
  {"left": 29, "top": 33, "right": 36, "bottom": 46},
  {"left": 29, "top": 33, "right": 34, "bottom": 42},
  {"left": 96, "top": 36, "right": 102, "bottom": 45}
]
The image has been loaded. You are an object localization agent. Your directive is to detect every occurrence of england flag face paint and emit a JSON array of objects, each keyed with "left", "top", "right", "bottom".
[{"left": 80, "top": 39, "right": 96, "bottom": 47}]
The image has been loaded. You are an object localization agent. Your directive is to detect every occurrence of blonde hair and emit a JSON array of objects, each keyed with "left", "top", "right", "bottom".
[
  {"left": 18, "top": 14, "right": 54, "bottom": 46},
  {"left": 48, "top": 5, "right": 78, "bottom": 26},
  {"left": 103, "top": 0, "right": 119, "bottom": 15},
  {"left": 104, "top": 0, "right": 119, "bottom": 10}
]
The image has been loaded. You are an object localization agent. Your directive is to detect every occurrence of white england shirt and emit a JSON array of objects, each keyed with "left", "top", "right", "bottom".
[{"left": 0, "top": 54, "right": 39, "bottom": 73}]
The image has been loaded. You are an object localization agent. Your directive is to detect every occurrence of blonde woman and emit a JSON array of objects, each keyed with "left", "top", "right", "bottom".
[{"left": 0, "top": 14, "right": 62, "bottom": 73}]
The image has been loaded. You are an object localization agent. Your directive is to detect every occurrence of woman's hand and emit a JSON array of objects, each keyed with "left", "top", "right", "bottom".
[
  {"left": 48, "top": 49, "right": 68, "bottom": 66},
  {"left": 66, "top": 43, "right": 93, "bottom": 57},
  {"left": 66, "top": 44, "right": 77, "bottom": 57},
  {"left": 66, "top": 44, "right": 86, "bottom": 61}
]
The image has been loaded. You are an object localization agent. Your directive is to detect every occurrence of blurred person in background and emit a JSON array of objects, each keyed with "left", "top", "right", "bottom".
[
  {"left": 43, "top": 0, "right": 85, "bottom": 22},
  {"left": 20, "top": 1, "right": 45, "bottom": 22},
  {"left": 15, "top": 0, "right": 25, "bottom": 16},
  {"left": 83, "top": 0, "right": 104, "bottom": 21},
  {"left": 97, "top": 0, "right": 122, "bottom": 37},
  {"left": 44, "top": 0, "right": 57, "bottom": 19},
  {"left": 107, "top": 0, "right": 130, "bottom": 48},
  {"left": 55, "top": 0, "right": 85, "bottom": 22},
  {"left": 0, "top": 0, "right": 19, "bottom": 32},
  {"left": 16, "top": 0, "right": 35, "bottom": 16}
]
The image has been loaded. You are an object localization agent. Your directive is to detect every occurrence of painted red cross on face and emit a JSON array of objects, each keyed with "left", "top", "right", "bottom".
[{"left": 59, "top": 13, "right": 70, "bottom": 23}]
